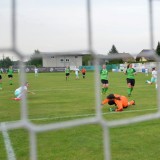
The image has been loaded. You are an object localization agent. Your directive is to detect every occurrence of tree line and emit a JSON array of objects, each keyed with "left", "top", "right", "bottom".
[{"left": 0, "top": 42, "right": 160, "bottom": 68}]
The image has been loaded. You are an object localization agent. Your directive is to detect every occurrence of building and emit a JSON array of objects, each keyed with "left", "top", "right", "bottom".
[
  {"left": 99, "top": 53, "right": 135, "bottom": 64},
  {"left": 42, "top": 53, "right": 85, "bottom": 68},
  {"left": 136, "top": 49, "right": 156, "bottom": 62}
]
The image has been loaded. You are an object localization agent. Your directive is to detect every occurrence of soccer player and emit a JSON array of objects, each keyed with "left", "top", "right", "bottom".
[
  {"left": 81, "top": 67, "right": 86, "bottom": 79},
  {"left": 100, "top": 64, "right": 109, "bottom": 94},
  {"left": 101, "top": 93, "right": 135, "bottom": 112},
  {"left": 75, "top": 66, "right": 79, "bottom": 80},
  {"left": 65, "top": 66, "right": 70, "bottom": 80},
  {"left": 146, "top": 67, "right": 157, "bottom": 89},
  {"left": 145, "top": 68, "right": 149, "bottom": 76},
  {"left": 7, "top": 66, "right": 14, "bottom": 85},
  {"left": 12, "top": 82, "right": 35, "bottom": 101},
  {"left": 0, "top": 68, "right": 3, "bottom": 90},
  {"left": 125, "top": 63, "right": 136, "bottom": 97},
  {"left": 34, "top": 67, "right": 38, "bottom": 77}
]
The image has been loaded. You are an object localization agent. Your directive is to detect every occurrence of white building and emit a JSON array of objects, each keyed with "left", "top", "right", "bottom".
[{"left": 42, "top": 54, "right": 83, "bottom": 68}]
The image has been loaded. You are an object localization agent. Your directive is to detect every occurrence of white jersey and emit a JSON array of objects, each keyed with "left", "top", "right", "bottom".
[
  {"left": 145, "top": 68, "right": 148, "bottom": 73},
  {"left": 35, "top": 68, "right": 38, "bottom": 73},
  {"left": 152, "top": 70, "right": 157, "bottom": 78},
  {"left": 15, "top": 86, "right": 27, "bottom": 93},
  {"left": 75, "top": 68, "right": 79, "bottom": 75}
]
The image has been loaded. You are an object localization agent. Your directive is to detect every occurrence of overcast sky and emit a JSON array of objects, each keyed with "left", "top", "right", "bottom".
[{"left": 0, "top": 0, "right": 160, "bottom": 60}]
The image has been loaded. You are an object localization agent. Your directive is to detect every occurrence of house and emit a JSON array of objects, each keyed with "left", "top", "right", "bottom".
[
  {"left": 99, "top": 53, "right": 135, "bottom": 64},
  {"left": 119, "top": 53, "right": 135, "bottom": 62},
  {"left": 136, "top": 49, "right": 156, "bottom": 62}
]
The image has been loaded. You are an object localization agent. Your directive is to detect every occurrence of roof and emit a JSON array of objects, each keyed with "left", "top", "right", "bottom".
[
  {"left": 98, "top": 53, "right": 135, "bottom": 62},
  {"left": 136, "top": 49, "right": 156, "bottom": 61},
  {"left": 40, "top": 50, "right": 91, "bottom": 57}
]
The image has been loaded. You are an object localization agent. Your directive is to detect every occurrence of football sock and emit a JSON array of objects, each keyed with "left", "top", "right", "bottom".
[
  {"left": 127, "top": 88, "right": 131, "bottom": 95},
  {"left": 146, "top": 80, "right": 151, "bottom": 84},
  {"left": 9, "top": 80, "right": 12, "bottom": 85},
  {"left": 104, "top": 88, "right": 108, "bottom": 93}
]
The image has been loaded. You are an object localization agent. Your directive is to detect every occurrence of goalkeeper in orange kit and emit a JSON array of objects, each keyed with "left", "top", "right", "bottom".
[{"left": 101, "top": 94, "right": 135, "bottom": 112}]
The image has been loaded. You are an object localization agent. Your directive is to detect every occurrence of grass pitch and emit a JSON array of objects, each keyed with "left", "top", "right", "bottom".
[{"left": 0, "top": 71, "right": 160, "bottom": 160}]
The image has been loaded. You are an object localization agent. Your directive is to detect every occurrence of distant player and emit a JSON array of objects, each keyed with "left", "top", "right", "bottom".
[
  {"left": 81, "top": 67, "right": 86, "bottom": 79},
  {"left": 101, "top": 93, "right": 135, "bottom": 112},
  {"left": 124, "top": 63, "right": 136, "bottom": 97},
  {"left": 145, "top": 68, "right": 149, "bottom": 76},
  {"left": 7, "top": 66, "right": 14, "bottom": 85},
  {"left": 146, "top": 67, "right": 157, "bottom": 89},
  {"left": 12, "top": 82, "right": 35, "bottom": 101},
  {"left": 65, "top": 66, "right": 70, "bottom": 80},
  {"left": 75, "top": 66, "right": 79, "bottom": 80},
  {"left": 0, "top": 68, "right": 3, "bottom": 89},
  {"left": 34, "top": 67, "right": 38, "bottom": 77},
  {"left": 100, "top": 64, "right": 109, "bottom": 94}
]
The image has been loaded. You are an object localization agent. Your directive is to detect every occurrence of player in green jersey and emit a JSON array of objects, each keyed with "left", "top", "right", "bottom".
[
  {"left": 100, "top": 64, "right": 109, "bottom": 94},
  {"left": 65, "top": 66, "right": 70, "bottom": 80},
  {"left": 125, "top": 63, "right": 136, "bottom": 96},
  {"left": 7, "top": 66, "right": 14, "bottom": 85}
]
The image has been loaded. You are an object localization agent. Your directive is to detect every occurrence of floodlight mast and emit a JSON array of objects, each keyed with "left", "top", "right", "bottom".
[
  {"left": 87, "top": 0, "right": 93, "bottom": 52},
  {"left": 148, "top": 0, "right": 154, "bottom": 50}
]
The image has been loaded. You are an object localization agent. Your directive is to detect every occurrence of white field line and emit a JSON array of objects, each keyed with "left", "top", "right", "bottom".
[
  {"left": 0, "top": 122, "right": 16, "bottom": 160},
  {"left": 29, "top": 107, "right": 157, "bottom": 121},
  {"left": 2, "top": 108, "right": 157, "bottom": 126}
]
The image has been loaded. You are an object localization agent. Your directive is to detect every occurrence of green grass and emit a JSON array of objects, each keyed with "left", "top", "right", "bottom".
[{"left": 0, "top": 71, "right": 159, "bottom": 160}]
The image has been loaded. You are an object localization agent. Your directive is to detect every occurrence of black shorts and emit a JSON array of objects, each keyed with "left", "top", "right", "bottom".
[
  {"left": 0, "top": 75, "right": 2, "bottom": 79},
  {"left": 126, "top": 78, "right": 135, "bottom": 86},
  {"left": 82, "top": 73, "right": 85, "bottom": 75},
  {"left": 8, "top": 75, "right": 13, "bottom": 78},
  {"left": 101, "top": 79, "right": 108, "bottom": 84},
  {"left": 66, "top": 73, "right": 70, "bottom": 76}
]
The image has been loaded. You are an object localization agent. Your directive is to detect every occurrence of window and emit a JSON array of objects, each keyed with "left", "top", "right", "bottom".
[
  {"left": 65, "top": 59, "right": 69, "bottom": 62},
  {"left": 60, "top": 59, "right": 64, "bottom": 62}
]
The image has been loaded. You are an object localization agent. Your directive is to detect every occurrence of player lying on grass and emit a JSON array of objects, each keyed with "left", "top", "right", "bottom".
[
  {"left": 101, "top": 93, "right": 135, "bottom": 112},
  {"left": 12, "top": 82, "right": 35, "bottom": 101}
]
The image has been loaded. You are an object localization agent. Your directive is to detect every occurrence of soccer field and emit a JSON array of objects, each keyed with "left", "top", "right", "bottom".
[{"left": 0, "top": 71, "right": 160, "bottom": 160}]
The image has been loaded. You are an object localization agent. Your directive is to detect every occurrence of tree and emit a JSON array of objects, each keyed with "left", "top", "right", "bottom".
[
  {"left": 108, "top": 45, "right": 119, "bottom": 54},
  {"left": 82, "top": 54, "right": 93, "bottom": 66},
  {"left": 27, "top": 49, "right": 42, "bottom": 67},
  {"left": 156, "top": 41, "right": 160, "bottom": 56},
  {"left": 0, "top": 57, "right": 12, "bottom": 68},
  {"left": 107, "top": 45, "right": 123, "bottom": 64}
]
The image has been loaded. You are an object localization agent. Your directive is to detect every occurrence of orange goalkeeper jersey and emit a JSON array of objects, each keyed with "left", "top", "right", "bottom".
[{"left": 102, "top": 94, "right": 129, "bottom": 111}]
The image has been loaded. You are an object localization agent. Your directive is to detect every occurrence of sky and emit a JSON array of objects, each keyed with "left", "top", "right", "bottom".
[{"left": 0, "top": 0, "right": 160, "bottom": 60}]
